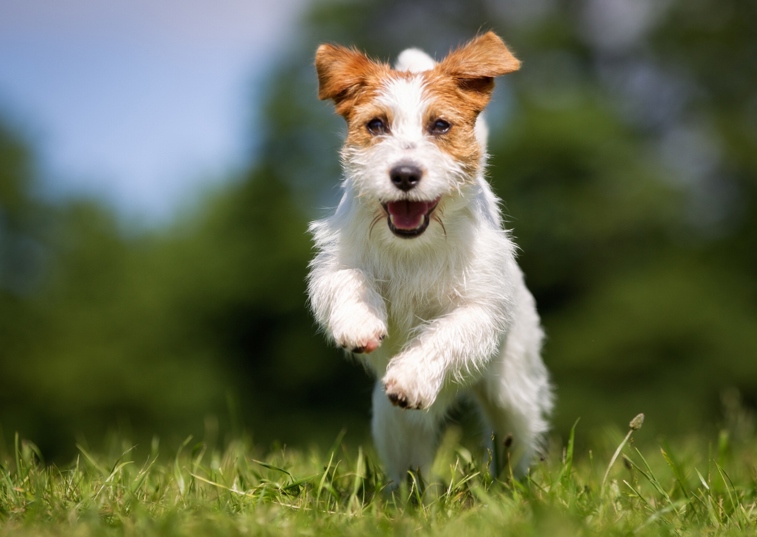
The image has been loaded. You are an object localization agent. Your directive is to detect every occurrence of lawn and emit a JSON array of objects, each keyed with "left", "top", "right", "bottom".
[{"left": 2, "top": 414, "right": 756, "bottom": 536}]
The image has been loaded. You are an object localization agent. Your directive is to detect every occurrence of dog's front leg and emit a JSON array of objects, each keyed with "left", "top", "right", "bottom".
[
  {"left": 383, "top": 303, "right": 506, "bottom": 409},
  {"left": 308, "top": 260, "right": 388, "bottom": 354}
]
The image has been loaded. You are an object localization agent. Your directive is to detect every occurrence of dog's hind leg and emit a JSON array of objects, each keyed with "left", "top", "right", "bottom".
[
  {"left": 472, "top": 284, "right": 552, "bottom": 479},
  {"left": 371, "top": 381, "right": 442, "bottom": 487},
  {"left": 472, "top": 350, "right": 552, "bottom": 479},
  {"left": 473, "top": 387, "right": 529, "bottom": 478}
]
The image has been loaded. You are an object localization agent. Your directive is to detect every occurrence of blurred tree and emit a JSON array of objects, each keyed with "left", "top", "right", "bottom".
[
  {"left": 2, "top": 0, "right": 756, "bottom": 459},
  {"left": 0, "top": 123, "right": 40, "bottom": 291},
  {"left": 0, "top": 115, "right": 369, "bottom": 458},
  {"left": 0, "top": 122, "right": 47, "bottom": 449},
  {"left": 255, "top": 0, "right": 757, "bottom": 437},
  {"left": 153, "top": 163, "right": 372, "bottom": 445}
]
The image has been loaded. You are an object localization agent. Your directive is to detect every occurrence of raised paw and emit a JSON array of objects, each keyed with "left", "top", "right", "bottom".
[
  {"left": 385, "top": 389, "right": 422, "bottom": 410},
  {"left": 351, "top": 333, "right": 385, "bottom": 354},
  {"left": 382, "top": 363, "right": 440, "bottom": 410},
  {"left": 331, "top": 312, "right": 387, "bottom": 355},
  {"left": 384, "top": 378, "right": 425, "bottom": 409}
]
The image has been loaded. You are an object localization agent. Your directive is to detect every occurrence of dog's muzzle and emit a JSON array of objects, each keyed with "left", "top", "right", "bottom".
[{"left": 382, "top": 198, "right": 440, "bottom": 238}]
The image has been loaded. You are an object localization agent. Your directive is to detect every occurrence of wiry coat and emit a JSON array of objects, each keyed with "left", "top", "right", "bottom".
[{"left": 308, "top": 32, "right": 552, "bottom": 484}]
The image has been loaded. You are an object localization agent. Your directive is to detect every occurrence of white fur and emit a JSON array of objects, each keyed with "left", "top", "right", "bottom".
[
  {"left": 308, "top": 47, "right": 552, "bottom": 485},
  {"left": 395, "top": 48, "right": 437, "bottom": 73}
]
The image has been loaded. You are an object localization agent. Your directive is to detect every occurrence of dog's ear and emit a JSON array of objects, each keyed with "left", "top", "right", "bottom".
[
  {"left": 315, "top": 44, "right": 386, "bottom": 117},
  {"left": 437, "top": 32, "right": 520, "bottom": 110}
]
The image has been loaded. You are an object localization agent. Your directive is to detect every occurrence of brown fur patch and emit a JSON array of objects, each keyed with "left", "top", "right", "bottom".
[
  {"left": 315, "top": 44, "right": 394, "bottom": 118},
  {"left": 316, "top": 32, "right": 521, "bottom": 175},
  {"left": 437, "top": 32, "right": 521, "bottom": 83},
  {"left": 421, "top": 73, "right": 483, "bottom": 178},
  {"left": 343, "top": 94, "right": 394, "bottom": 149},
  {"left": 432, "top": 32, "right": 521, "bottom": 115}
]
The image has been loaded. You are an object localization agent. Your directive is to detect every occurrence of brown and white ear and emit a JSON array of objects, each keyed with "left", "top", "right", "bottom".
[
  {"left": 315, "top": 44, "right": 385, "bottom": 116},
  {"left": 437, "top": 31, "right": 521, "bottom": 108},
  {"left": 440, "top": 31, "right": 520, "bottom": 79}
]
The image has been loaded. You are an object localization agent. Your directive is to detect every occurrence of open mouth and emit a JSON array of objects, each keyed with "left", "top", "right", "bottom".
[{"left": 382, "top": 198, "right": 441, "bottom": 238}]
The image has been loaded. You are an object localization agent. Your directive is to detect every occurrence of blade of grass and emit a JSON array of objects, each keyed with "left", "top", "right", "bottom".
[
  {"left": 558, "top": 419, "right": 579, "bottom": 489},
  {"left": 602, "top": 413, "right": 644, "bottom": 493},
  {"left": 660, "top": 444, "right": 690, "bottom": 499}
]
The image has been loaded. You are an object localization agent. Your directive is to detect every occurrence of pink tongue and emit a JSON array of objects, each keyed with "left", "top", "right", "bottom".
[{"left": 386, "top": 200, "right": 432, "bottom": 230}]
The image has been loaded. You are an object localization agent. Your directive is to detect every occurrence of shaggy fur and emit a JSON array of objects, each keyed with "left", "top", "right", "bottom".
[{"left": 308, "top": 32, "right": 552, "bottom": 485}]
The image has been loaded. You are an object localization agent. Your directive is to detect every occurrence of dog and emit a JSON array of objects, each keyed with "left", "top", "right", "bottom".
[{"left": 307, "top": 31, "right": 552, "bottom": 485}]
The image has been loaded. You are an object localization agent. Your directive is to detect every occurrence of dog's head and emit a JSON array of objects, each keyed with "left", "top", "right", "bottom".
[{"left": 316, "top": 32, "right": 519, "bottom": 239}]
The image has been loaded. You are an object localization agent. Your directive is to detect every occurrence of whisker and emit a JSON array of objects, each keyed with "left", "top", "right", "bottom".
[
  {"left": 432, "top": 214, "right": 447, "bottom": 240},
  {"left": 369, "top": 214, "right": 384, "bottom": 238}
]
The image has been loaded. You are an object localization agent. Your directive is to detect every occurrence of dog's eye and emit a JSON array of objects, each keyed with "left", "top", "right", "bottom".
[
  {"left": 366, "top": 118, "right": 387, "bottom": 135},
  {"left": 430, "top": 119, "right": 451, "bottom": 135}
]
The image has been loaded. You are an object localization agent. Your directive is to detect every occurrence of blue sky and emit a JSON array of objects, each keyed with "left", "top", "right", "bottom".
[{"left": 0, "top": 0, "right": 308, "bottom": 223}]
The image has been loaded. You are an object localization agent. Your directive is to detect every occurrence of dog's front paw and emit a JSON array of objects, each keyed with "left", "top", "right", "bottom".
[
  {"left": 383, "top": 360, "right": 441, "bottom": 410},
  {"left": 330, "top": 310, "right": 387, "bottom": 354},
  {"left": 349, "top": 333, "right": 385, "bottom": 354}
]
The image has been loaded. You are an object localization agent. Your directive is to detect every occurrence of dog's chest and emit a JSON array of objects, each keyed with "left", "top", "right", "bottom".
[{"left": 375, "top": 261, "right": 461, "bottom": 334}]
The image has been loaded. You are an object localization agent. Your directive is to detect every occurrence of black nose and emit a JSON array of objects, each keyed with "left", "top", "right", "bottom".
[{"left": 390, "top": 164, "right": 423, "bottom": 192}]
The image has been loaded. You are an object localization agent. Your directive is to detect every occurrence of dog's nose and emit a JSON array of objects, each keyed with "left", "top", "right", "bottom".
[{"left": 390, "top": 164, "right": 423, "bottom": 192}]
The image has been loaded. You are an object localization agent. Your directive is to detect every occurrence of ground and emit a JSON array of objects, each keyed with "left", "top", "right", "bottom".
[{"left": 2, "top": 415, "right": 757, "bottom": 536}]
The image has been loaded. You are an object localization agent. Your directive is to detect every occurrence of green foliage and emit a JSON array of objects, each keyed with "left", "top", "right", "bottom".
[
  {"left": 3, "top": 417, "right": 757, "bottom": 535},
  {"left": 0, "top": 150, "right": 370, "bottom": 456},
  {"left": 1, "top": 0, "right": 757, "bottom": 457},
  {"left": 261, "top": 0, "right": 757, "bottom": 435}
]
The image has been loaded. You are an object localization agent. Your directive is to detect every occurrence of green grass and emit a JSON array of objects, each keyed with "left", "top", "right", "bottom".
[{"left": 2, "top": 415, "right": 757, "bottom": 536}]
